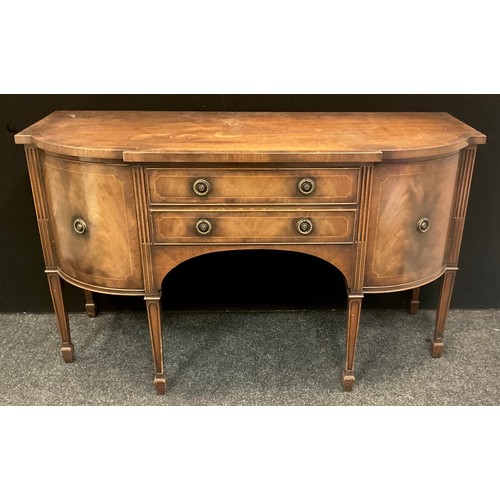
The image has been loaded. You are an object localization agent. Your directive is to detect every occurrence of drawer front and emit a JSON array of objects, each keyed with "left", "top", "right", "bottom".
[
  {"left": 148, "top": 167, "right": 359, "bottom": 205},
  {"left": 152, "top": 210, "right": 356, "bottom": 245}
]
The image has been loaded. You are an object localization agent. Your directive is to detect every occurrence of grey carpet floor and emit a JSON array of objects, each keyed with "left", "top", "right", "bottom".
[{"left": 0, "top": 309, "right": 498, "bottom": 405}]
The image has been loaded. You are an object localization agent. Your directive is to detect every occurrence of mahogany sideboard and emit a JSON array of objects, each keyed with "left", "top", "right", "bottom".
[{"left": 15, "top": 111, "right": 486, "bottom": 394}]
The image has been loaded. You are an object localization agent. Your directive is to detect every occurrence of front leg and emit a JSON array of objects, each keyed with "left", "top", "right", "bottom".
[
  {"left": 431, "top": 269, "right": 457, "bottom": 358},
  {"left": 145, "top": 296, "right": 166, "bottom": 394},
  {"left": 342, "top": 295, "right": 363, "bottom": 391},
  {"left": 46, "top": 271, "right": 74, "bottom": 362}
]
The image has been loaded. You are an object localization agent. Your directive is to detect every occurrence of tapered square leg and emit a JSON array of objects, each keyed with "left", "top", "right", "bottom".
[
  {"left": 145, "top": 297, "right": 166, "bottom": 394},
  {"left": 342, "top": 296, "right": 363, "bottom": 391},
  {"left": 46, "top": 272, "right": 74, "bottom": 362},
  {"left": 408, "top": 287, "right": 421, "bottom": 315},
  {"left": 84, "top": 290, "right": 98, "bottom": 318},
  {"left": 432, "top": 270, "right": 456, "bottom": 358}
]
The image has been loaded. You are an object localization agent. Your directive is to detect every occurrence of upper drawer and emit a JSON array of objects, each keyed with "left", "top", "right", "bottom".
[{"left": 147, "top": 167, "right": 359, "bottom": 205}]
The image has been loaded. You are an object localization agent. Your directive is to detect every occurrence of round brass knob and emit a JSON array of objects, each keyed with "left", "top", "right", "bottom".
[
  {"left": 417, "top": 217, "right": 430, "bottom": 233},
  {"left": 73, "top": 218, "right": 87, "bottom": 235},
  {"left": 298, "top": 178, "right": 316, "bottom": 195},
  {"left": 193, "top": 179, "right": 211, "bottom": 196},
  {"left": 195, "top": 218, "right": 212, "bottom": 235},
  {"left": 297, "top": 218, "right": 313, "bottom": 235}
]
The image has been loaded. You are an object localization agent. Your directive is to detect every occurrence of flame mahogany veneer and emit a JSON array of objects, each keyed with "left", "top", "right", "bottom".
[{"left": 15, "top": 111, "right": 486, "bottom": 393}]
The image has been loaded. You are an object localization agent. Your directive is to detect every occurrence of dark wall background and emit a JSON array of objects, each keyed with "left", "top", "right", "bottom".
[{"left": 1, "top": 95, "right": 499, "bottom": 313}]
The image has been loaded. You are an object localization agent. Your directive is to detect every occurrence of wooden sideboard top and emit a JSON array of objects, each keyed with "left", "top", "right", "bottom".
[{"left": 15, "top": 111, "right": 486, "bottom": 163}]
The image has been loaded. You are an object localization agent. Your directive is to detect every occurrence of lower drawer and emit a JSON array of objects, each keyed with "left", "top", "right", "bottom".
[{"left": 151, "top": 209, "right": 356, "bottom": 245}]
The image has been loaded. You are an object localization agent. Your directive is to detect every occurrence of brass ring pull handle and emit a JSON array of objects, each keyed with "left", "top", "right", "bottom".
[
  {"left": 297, "top": 218, "right": 313, "bottom": 235},
  {"left": 416, "top": 217, "right": 430, "bottom": 233},
  {"left": 195, "top": 218, "right": 213, "bottom": 235},
  {"left": 298, "top": 178, "right": 316, "bottom": 195},
  {"left": 73, "top": 218, "right": 87, "bottom": 235},
  {"left": 193, "top": 179, "right": 211, "bottom": 196}
]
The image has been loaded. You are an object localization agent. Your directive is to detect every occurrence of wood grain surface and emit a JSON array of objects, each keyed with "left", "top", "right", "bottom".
[{"left": 15, "top": 111, "right": 486, "bottom": 162}]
